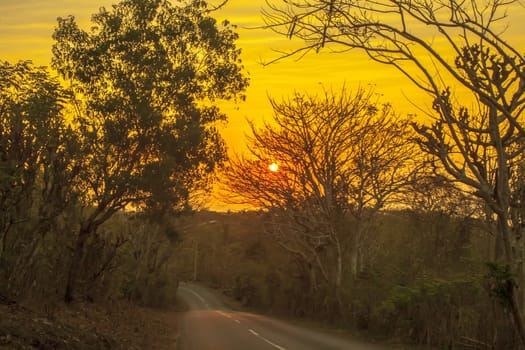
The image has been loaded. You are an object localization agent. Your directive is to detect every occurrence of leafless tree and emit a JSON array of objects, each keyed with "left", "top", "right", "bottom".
[
  {"left": 263, "top": 0, "right": 525, "bottom": 344},
  {"left": 222, "top": 87, "right": 417, "bottom": 315}
]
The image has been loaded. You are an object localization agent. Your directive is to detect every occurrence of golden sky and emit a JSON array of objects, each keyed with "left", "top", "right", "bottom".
[
  {"left": 2, "top": 0, "right": 524, "bottom": 151},
  {"left": 1, "top": 0, "right": 525, "bottom": 210}
]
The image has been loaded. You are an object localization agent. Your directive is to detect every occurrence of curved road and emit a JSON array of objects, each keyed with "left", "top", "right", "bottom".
[{"left": 176, "top": 282, "right": 392, "bottom": 350}]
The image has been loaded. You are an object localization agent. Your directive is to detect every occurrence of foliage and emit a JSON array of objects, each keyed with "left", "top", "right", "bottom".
[
  {"left": 0, "top": 60, "right": 79, "bottom": 297},
  {"left": 175, "top": 209, "right": 517, "bottom": 347},
  {"left": 485, "top": 262, "right": 517, "bottom": 309},
  {"left": 52, "top": 0, "right": 247, "bottom": 216},
  {"left": 118, "top": 212, "right": 181, "bottom": 307},
  {"left": 1, "top": 0, "right": 248, "bottom": 305},
  {"left": 379, "top": 278, "right": 483, "bottom": 347},
  {"left": 50, "top": 0, "right": 247, "bottom": 301}
]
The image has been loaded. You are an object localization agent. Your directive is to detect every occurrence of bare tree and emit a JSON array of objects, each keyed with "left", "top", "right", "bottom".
[
  {"left": 222, "top": 87, "right": 416, "bottom": 315},
  {"left": 263, "top": 0, "right": 525, "bottom": 344}
]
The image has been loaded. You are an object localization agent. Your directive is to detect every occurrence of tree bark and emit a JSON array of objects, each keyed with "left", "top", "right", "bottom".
[
  {"left": 496, "top": 213, "right": 525, "bottom": 349},
  {"left": 349, "top": 225, "right": 365, "bottom": 279},
  {"left": 64, "top": 225, "right": 90, "bottom": 303}
]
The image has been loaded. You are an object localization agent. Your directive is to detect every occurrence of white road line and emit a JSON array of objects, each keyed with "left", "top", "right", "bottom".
[
  {"left": 216, "top": 311, "right": 232, "bottom": 319},
  {"left": 181, "top": 285, "right": 286, "bottom": 350},
  {"left": 248, "top": 329, "right": 287, "bottom": 350},
  {"left": 179, "top": 286, "right": 209, "bottom": 309}
]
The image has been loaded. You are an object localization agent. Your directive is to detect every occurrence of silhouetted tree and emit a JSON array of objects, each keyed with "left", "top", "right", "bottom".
[
  {"left": 0, "top": 61, "right": 79, "bottom": 296},
  {"left": 223, "top": 87, "right": 416, "bottom": 316},
  {"left": 263, "top": 0, "right": 525, "bottom": 344},
  {"left": 51, "top": 0, "right": 248, "bottom": 302}
]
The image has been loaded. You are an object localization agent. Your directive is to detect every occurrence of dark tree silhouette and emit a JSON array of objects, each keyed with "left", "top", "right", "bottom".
[
  {"left": 222, "top": 88, "right": 416, "bottom": 316},
  {"left": 0, "top": 61, "right": 79, "bottom": 296},
  {"left": 51, "top": 0, "right": 248, "bottom": 302},
  {"left": 263, "top": 0, "right": 525, "bottom": 344}
]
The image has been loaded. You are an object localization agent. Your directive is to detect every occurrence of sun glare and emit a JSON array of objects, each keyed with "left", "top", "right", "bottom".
[{"left": 269, "top": 163, "right": 279, "bottom": 172}]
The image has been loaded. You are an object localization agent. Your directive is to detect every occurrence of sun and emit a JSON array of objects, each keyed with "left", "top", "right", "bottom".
[{"left": 269, "top": 163, "right": 279, "bottom": 172}]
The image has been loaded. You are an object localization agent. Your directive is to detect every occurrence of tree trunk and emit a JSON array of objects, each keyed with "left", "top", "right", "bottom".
[
  {"left": 489, "top": 108, "right": 525, "bottom": 347},
  {"left": 308, "top": 263, "right": 317, "bottom": 293},
  {"left": 508, "top": 275, "right": 525, "bottom": 347},
  {"left": 0, "top": 219, "right": 13, "bottom": 261},
  {"left": 64, "top": 226, "right": 90, "bottom": 303},
  {"left": 334, "top": 236, "right": 344, "bottom": 317},
  {"left": 349, "top": 231, "right": 358, "bottom": 278},
  {"left": 350, "top": 225, "right": 365, "bottom": 279},
  {"left": 521, "top": 236, "right": 525, "bottom": 328},
  {"left": 496, "top": 212, "right": 525, "bottom": 349}
]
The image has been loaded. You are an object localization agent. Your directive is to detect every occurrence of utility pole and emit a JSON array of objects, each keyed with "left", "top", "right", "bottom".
[{"left": 192, "top": 239, "right": 199, "bottom": 281}]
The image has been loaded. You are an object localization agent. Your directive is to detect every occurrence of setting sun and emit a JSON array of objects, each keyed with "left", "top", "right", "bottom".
[{"left": 269, "top": 163, "right": 279, "bottom": 172}]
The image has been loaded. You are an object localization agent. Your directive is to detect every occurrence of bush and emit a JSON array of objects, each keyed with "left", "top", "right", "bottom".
[{"left": 378, "top": 278, "right": 486, "bottom": 347}]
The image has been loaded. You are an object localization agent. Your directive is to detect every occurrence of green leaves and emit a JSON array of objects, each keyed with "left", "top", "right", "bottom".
[
  {"left": 485, "top": 262, "right": 517, "bottom": 309},
  {"left": 0, "top": 61, "right": 79, "bottom": 272}
]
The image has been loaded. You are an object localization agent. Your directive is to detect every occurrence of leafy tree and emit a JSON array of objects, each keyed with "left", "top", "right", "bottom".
[
  {"left": 263, "top": 0, "right": 525, "bottom": 344},
  {"left": 0, "top": 60, "right": 79, "bottom": 296},
  {"left": 51, "top": 0, "right": 248, "bottom": 302},
  {"left": 120, "top": 212, "right": 180, "bottom": 306},
  {"left": 222, "top": 88, "right": 416, "bottom": 316}
]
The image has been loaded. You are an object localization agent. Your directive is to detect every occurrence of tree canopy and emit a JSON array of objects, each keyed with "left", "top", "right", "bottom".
[
  {"left": 52, "top": 0, "right": 248, "bottom": 215},
  {"left": 263, "top": 0, "right": 525, "bottom": 345},
  {"left": 223, "top": 87, "right": 416, "bottom": 315},
  {"left": 0, "top": 61, "right": 80, "bottom": 294},
  {"left": 50, "top": 0, "right": 248, "bottom": 302}
]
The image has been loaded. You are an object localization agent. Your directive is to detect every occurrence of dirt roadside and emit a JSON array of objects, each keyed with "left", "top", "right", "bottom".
[{"left": 0, "top": 295, "right": 180, "bottom": 349}]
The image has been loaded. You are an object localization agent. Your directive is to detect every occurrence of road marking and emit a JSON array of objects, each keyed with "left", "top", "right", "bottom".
[
  {"left": 248, "top": 329, "right": 287, "bottom": 350},
  {"left": 235, "top": 319, "right": 241, "bottom": 324},
  {"left": 216, "top": 311, "right": 232, "bottom": 319},
  {"left": 179, "top": 286, "right": 209, "bottom": 309}
]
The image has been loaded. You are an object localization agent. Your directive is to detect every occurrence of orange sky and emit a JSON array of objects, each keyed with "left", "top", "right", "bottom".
[{"left": 1, "top": 0, "right": 525, "bottom": 210}]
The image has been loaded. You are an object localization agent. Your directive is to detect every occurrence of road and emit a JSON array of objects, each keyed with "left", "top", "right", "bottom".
[{"left": 176, "top": 282, "right": 392, "bottom": 350}]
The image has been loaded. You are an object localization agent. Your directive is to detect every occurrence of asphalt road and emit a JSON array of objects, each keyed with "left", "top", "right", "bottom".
[{"left": 176, "top": 282, "right": 391, "bottom": 350}]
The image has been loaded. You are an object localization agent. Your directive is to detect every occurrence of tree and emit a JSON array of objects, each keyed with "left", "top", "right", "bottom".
[
  {"left": 51, "top": 0, "right": 248, "bottom": 302},
  {"left": 109, "top": 211, "right": 180, "bottom": 306},
  {"left": 0, "top": 60, "right": 79, "bottom": 296},
  {"left": 263, "top": 0, "right": 525, "bottom": 345},
  {"left": 222, "top": 87, "right": 416, "bottom": 316}
]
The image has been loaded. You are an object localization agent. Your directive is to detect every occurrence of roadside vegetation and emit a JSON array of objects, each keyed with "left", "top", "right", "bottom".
[
  {"left": 215, "top": 0, "right": 525, "bottom": 348},
  {"left": 0, "top": 0, "right": 246, "bottom": 347},
  {"left": 176, "top": 205, "right": 510, "bottom": 349}
]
